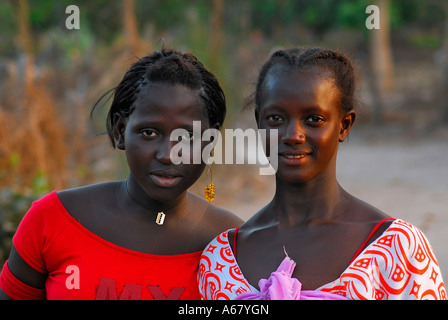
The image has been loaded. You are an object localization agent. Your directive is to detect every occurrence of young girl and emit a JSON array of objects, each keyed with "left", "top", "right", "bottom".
[
  {"left": 0, "top": 49, "right": 242, "bottom": 300},
  {"left": 198, "top": 47, "right": 446, "bottom": 300}
]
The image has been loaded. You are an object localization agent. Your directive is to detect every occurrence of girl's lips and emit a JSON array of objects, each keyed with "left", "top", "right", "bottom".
[
  {"left": 149, "top": 172, "right": 182, "bottom": 188},
  {"left": 279, "top": 153, "right": 310, "bottom": 166}
]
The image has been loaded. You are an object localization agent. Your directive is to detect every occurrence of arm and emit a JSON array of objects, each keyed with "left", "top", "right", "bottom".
[
  {"left": 0, "top": 287, "right": 11, "bottom": 300},
  {"left": 0, "top": 245, "right": 47, "bottom": 300},
  {"left": 0, "top": 193, "right": 59, "bottom": 300}
]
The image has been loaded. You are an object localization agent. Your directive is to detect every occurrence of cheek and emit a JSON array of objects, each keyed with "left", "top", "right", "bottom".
[
  {"left": 125, "top": 142, "right": 156, "bottom": 171},
  {"left": 178, "top": 163, "right": 206, "bottom": 189},
  {"left": 311, "top": 127, "right": 340, "bottom": 159},
  {"left": 178, "top": 140, "right": 211, "bottom": 165},
  {"left": 125, "top": 149, "right": 146, "bottom": 176}
]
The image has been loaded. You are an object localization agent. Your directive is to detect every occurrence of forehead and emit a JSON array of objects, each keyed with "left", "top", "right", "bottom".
[
  {"left": 131, "top": 83, "right": 207, "bottom": 121},
  {"left": 260, "top": 68, "right": 339, "bottom": 110}
]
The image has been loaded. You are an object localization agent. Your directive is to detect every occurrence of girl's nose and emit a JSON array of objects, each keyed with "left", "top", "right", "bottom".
[
  {"left": 281, "top": 120, "right": 305, "bottom": 145},
  {"left": 155, "top": 139, "right": 175, "bottom": 164}
]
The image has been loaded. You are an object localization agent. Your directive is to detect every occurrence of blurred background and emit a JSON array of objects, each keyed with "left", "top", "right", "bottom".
[{"left": 1, "top": 0, "right": 447, "bottom": 280}]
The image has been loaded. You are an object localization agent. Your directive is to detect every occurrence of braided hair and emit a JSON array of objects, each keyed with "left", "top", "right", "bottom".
[
  {"left": 247, "top": 47, "right": 358, "bottom": 115},
  {"left": 97, "top": 49, "right": 226, "bottom": 148}
]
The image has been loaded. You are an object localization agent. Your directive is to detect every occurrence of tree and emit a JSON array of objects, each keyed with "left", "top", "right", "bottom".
[
  {"left": 208, "top": 0, "right": 224, "bottom": 72},
  {"left": 368, "top": 0, "right": 395, "bottom": 124},
  {"left": 435, "top": 1, "right": 448, "bottom": 124},
  {"left": 123, "top": 0, "right": 142, "bottom": 55}
]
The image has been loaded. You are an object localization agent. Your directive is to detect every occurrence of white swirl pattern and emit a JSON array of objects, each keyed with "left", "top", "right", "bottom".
[{"left": 198, "top": 219, "right": 446, "bottom": 300}]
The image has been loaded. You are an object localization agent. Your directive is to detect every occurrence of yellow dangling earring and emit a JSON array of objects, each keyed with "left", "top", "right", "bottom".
[
  {"left": 205, "top": 181, "right": 215, "bottom": 203},
  {"left": 204, "top": 160, "right": 215, "bottom": 202}
]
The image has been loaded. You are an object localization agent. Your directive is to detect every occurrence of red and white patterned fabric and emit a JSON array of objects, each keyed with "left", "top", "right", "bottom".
[{"left": 198, "top": 219, "right": 446, "bottom": 300}]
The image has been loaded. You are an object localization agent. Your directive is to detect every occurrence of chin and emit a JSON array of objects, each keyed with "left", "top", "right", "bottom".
[{"left": 276, "top": 167, "right": 312, "bottom": 184}]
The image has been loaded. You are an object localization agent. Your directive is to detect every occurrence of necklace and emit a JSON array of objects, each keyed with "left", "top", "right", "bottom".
[
  {"left": 125, "top": 181, "right": 166, "bottom": 226},
  {"left": 155, "top": 211, "right": 165, "bottom": 225}
]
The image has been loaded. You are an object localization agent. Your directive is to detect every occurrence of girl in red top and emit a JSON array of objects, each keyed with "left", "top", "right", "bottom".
[{"left": 0, "top": 49, "right": 242, "bottom": 300}]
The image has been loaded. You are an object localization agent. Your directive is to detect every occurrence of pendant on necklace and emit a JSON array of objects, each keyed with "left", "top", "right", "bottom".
[{"left": 156, "top": 211, "right": 165, "bottom": 225}]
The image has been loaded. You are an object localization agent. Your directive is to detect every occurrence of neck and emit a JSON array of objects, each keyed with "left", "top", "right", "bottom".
[
  {"left": 270, "top": 172, "right": 348, "bottom": 227},
  {"left": 122, "top": 175, "right": 189, "bottom": 218}
]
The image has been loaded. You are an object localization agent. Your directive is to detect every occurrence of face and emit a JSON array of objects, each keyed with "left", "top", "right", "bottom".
[
  {"left": 115, "top": 83, "right": 211, "bottom": 202},
  {"left": 257, "top": 68, "right": 355, "bottom": 184}
]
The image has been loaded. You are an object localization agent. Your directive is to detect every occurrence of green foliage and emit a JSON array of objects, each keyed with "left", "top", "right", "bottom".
[
  {"left": 0, "top": 1, "right": 17, "bottom": 56},
  {"left": 410, "top": 33, "right": 441, "bottom": 48},
  {"left": 1, "top": 0, "right": 445, "bottom": 56},
  {"left": 0, "top": 173, "right": 51, "bottom": 266},
  {"left": 246, "top": 0, "right": 445, "bottom": 35},
  {"left": 336, "top": 0, "right": 370, "bottom": 29}
]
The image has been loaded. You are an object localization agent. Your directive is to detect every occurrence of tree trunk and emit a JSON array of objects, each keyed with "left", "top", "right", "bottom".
[
  {"left": 437, "top": 3, "right": 448, "bottom": 124},
  {"left": 123, "top": 0, "right": 141, "bottom": 55},
  {"left": 369, "top": 0, "right": 395, "bottom": 124},
  {"left": 17, "top": 0, "right": 34, "bottom": 87},
  {"left": 208, "top": 0, "right": 224, "bottom": 71},
  {"left": 370, "top": 0, "right": 394, "bottom": 92}
]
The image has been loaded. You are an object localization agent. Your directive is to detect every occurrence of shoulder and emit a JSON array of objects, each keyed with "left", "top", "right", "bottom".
[
  {"left": 57, "top": 181, "right": 121, "bottom": 204},
  {"left": 233, "top": 203, "right": 271, "bottom": 235},
  {"left": 350, "top": 219, "right": 446, "bottom": 299},
  {"left": 206, "top": 203, "right": 243, "bottom": 228},
  {"left": 182, "top": 192, "right": 242, "bottom": 250},
  {"left": 13, "top": 191, "right": 73, "bottom": 274},
  {"left": 17, "top": 191, "right": 64, "bottom": 227},
  {"left": 200, "top": 229, "right": 233, "bottom": 266},
  {"left": 361, "top": 218, "right": 440, "bottom": 271},
  {"left": 198, "top": 228, "right": 256, "bottom": 300},
  {"left": 346, "top": 194, "right": 391, "bottom": 223},
  {"left": 384, "top": 219, "right": 434, "bottom": 249},
  {"left": 188, "top": 192, "right": 243, "bottom": 234},
  {"left": 16, "top": 182, "right": 120, "bottom": 235},
  {"left": 56, "top": 181, "right": 122, "bottom": 219}
]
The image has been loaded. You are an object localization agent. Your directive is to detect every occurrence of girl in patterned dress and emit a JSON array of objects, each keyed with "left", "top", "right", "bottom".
[{"left": 198, "top": 47, "right": 446, "bottom": 300}]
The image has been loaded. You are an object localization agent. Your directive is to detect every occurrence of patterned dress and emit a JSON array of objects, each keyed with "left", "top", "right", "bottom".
[{"left": 198, "top": 219, "right": 446, "bottom": 300}]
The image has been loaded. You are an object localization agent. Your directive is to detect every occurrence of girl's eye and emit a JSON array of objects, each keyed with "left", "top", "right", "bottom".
[
  {"left": 266, "top": 114, "right": 284, "bottom": 123},
  {"left": 305, "top": 115, "right": 325, "bottom": 125},
  {"left": 141, "top": 129, "right": 158, "bottom": 138}
]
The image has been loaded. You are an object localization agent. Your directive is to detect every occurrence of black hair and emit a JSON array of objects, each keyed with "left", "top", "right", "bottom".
[
  {"left": 94, "top": 49, "right": 226, "bottom": 148},
  {"left": 246, "top": 47, "right": 359, "bottom": 115}
]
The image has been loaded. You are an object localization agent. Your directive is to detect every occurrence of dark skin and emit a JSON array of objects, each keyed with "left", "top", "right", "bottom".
[
  {"left": 230, "top": 69, "right": 391, "bottom": 290},
  {"left": 0, "top": 83, "right": 242, "bottom": 299}
]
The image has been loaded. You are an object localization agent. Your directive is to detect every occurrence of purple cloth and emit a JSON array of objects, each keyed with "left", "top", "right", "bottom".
[{"left": 235, "top": 253, "right": 349, "bottom": 300}]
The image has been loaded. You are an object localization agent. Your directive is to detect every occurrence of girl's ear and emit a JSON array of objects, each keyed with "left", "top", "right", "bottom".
[
  {"left": 212, "top": 122, "right": 221, "bottom": 131},
  {"left": 339, "top": 110, "right": 356, "bottom": 142},
  {"left": 113, "top": 113, "right": 127, "bottom": 150},
  {"left": 207, "top": 122, "right": 221, "bottom": 150}
]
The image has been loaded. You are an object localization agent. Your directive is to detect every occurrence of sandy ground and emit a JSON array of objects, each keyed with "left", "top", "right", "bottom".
[{"left": 214, "top": 132, "right": 448, "bottom": 280}]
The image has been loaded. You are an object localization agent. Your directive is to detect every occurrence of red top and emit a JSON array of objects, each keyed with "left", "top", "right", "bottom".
[{"left": 0, "top": 191, "right": 201, "bottom": 300}]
